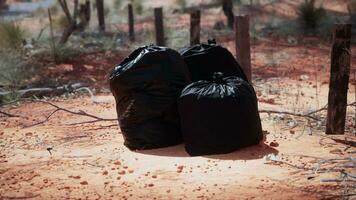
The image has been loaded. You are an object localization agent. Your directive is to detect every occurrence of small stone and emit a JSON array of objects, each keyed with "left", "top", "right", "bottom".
[
  {"left": 114, "top": 161, "right": 121, "bottom": 165},
  {"left": 269, "top": 141, "right": 279, "bottom": 147},
  {"left": 80, "top": 181, "right": 88, "bottom": 185},
  {"left": 118, "top": 170, "right": 126, "bottom": 175},
  {"left": 25, "top": 132, "right": 33, "bottom": 136}
]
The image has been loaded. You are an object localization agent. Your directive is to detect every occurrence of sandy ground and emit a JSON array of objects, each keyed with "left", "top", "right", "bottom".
[{"left": 1, "top": 75, "right": 355, "bottom": 199}]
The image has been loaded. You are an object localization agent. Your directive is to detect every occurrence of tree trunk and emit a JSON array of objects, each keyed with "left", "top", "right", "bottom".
[
  {"left": 96, "top": 0, "right": 105, "bottom": 32},
  {"left": 190, "top": 10, "right": 201, "bottom": 45}
]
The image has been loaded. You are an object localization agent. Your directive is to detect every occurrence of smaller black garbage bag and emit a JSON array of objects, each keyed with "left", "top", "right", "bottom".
[
  {"left": 109, "top": 45, "right": 191, "bottom": 150},
  {"left": 179, "top": 39, "right": 248, "bottom": 82},
  {"left": 178, "top": 72, "right": 263, "bottom": 156}
]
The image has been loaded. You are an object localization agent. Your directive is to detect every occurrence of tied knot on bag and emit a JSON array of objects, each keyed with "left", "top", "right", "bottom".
[{"left": 212, "top": 72, "right": 225, "bottom": 84}]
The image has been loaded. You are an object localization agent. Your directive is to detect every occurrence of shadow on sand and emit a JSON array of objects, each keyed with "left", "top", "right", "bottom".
[{"left": 136, "top": 143, "right": 278, "bottom": 161}]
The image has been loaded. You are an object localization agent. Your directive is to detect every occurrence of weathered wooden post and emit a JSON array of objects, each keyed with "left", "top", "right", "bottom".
[
  {"left": 326, "top": 24, "right": 352, "bottom": 135},
  {"left": 128, "top": 3, "right": 135, "bottom": 41},
  {"left": 78, "top": 0, "right": 91, "bottom": 31},
  {"left": 48, "top": 8, "right": 56, "bottom": 63},
  {"left": 190, "top": 10, "right": 201, "bottom": 45},
  {"left": 154, "top": 7, "right": 165, "bottom": 46},
  {"left": 234, "top": 15, "right": 252, "bottom": 82},
  {"left": 84, "top": 0, "right": 91, "bottom": 21},
  {"left": 222, "top": 0, "right": 234, "bottom": 29},
  {"left": 96, "top": 0, "right": 105, "bottom": 32}
]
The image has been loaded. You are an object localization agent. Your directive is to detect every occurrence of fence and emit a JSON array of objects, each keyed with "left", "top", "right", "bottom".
[{"left": 65, "top": 1, "right": 354, "bottom": 135}]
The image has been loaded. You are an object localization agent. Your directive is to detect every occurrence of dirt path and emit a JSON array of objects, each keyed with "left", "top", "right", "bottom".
[{"left": 1, "top": 77, "right": 355, "bottom": 200}]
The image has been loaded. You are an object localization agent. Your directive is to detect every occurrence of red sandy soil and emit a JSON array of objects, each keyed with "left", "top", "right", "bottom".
[{"left": 1, "top": 76, "right": 355, "bottom": 199}]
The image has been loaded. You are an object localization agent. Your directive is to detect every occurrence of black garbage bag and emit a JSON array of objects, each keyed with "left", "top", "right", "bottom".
[
  {"left": 109, "top": 45, "right": 191, "bottom": 150},
  {"left": 179, "top": 39, "right": 248, "bottom": 82},
  {"left": 178, "top": 72, "right": 263, "bottom": 156}
]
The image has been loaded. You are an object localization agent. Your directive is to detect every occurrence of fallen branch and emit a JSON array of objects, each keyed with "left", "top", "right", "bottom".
[
  {"left": 1, "top": 194, "right": 41, "bottom": 199},
  {"left": 259, "top": 109, "right": 319, "bottom": 121},
  {"left": 259, "top": 101, "right": 356, "bottom": 121},
  {"left": 0, "top": 110, "right": 21, "bottom": 118},
  {"left": 25, "top": 100, "right": 116, "bottom": 128},
  {"left": 0, "top": 83, "right": 86, "bottom": 99},
  {"left": 307, "top": 101, "right": 355, "bottom": 116},
  {"left": 307, "top": 104, "right": 328, "bottom": 115}
]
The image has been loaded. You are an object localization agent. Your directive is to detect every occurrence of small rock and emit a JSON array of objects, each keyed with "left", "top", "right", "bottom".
[
  {"left": 269, "top": 141, "right": 279, "bottom": 147},
  {"left": 25, "top": 132, "right": 33, "bottom": 136},
  {"left": 118, "top": 170, "right": 126, "bottom": 175},
  {"left": 70, "top": 175, "right": 81, "bottom": 179},
  {"left": 80, "top": 181, "right": 88, "bottom": 185},
  {"left": 300, "top": 74, "right": 310, "bottom": 81}
]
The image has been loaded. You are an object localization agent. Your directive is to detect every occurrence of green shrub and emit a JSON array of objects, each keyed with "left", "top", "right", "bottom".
[
  {"left": 176, "top": 0, "right": 187, "bottom": 10},
  {"left": 297, "top": 0, "right": 326, "bottom": 33},
  {"left": 104, "top": 6, "right": 110, "bottom": 17},
  {"left": 131, "top": 0, "right": 143, "bottom": 15},
  {"left": 49, "top": 4, "right": 59, "bottom": 15},
  {"left": 33, "top": 43, "right": 80, "bottom": 64},
  {"left": 53, "top": 14, "right": 69, "bottom": 30},
  {"left": 53, "top": 45, "right": 80, "bottom": 64},
  {"left": 0, "top": 50, "right": 27, "bottom": 87},
  {"left": 114, "top": 0, "right": 122, "bottom": 10},
  {"left": 0, "top": 49, "right": 30, "bottom": 103},
  {"left": 0, "top": 21, "right": 26, "bottom": 49}
]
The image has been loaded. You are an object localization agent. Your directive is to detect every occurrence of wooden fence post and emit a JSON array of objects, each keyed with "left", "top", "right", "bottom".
[
  {"left": 128, "top": 3, "right": 135, "bottom": 41},
  {"left": 326, "top": 24, "right": 352, "bottom": 135},
  {"left": 154, "top": 7, "right": 165, "bottom": 46},
  {"left": 190, "top": 10, "right": 200, "bottom": 45},
  {"left": 234, "top": 15, "right": 252, "bottom": 82},
  {"left": 77, "top": 0, "right": 91, "bottom": 31},
  {"left": 47, "top": 8, "right": 56, "bottom": 63},
  {"left": 222, "top": 0, "right": 234, "bottom": 29},
  {"left": 85, "top": 0, "right": 91, "bottom": 21},
  {"left": 96, "top": 0, "right": 105, "bottom": 32}
]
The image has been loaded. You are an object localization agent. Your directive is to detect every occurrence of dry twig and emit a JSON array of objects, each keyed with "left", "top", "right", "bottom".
[
  {"left": 259, "top": 109, "right": 319, "bottom": 120},
  {"left": 25, "top": 100, "right": 116, "bottom": 128},
  {"left": 0, "top": 110, "right": 21, "bottom": 118},
  {"left": 259, "top": 101, "right": 356, "bottom": 121}
]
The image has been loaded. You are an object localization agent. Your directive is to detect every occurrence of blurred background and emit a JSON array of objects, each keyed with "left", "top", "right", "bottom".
[{"left": 0, "top": 0, "right": 355, "bottom": 102}]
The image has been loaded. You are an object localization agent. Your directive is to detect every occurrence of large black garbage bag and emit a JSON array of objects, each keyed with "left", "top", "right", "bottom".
[
  {"left": 179, "top": 39, "right": 248, "bottom": 82},
  {"left": 109, "top": 45, "right": 191, "bottom": 150},
  {"left": 178, "top": 72, "right": 263, "bottom": 156}
]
